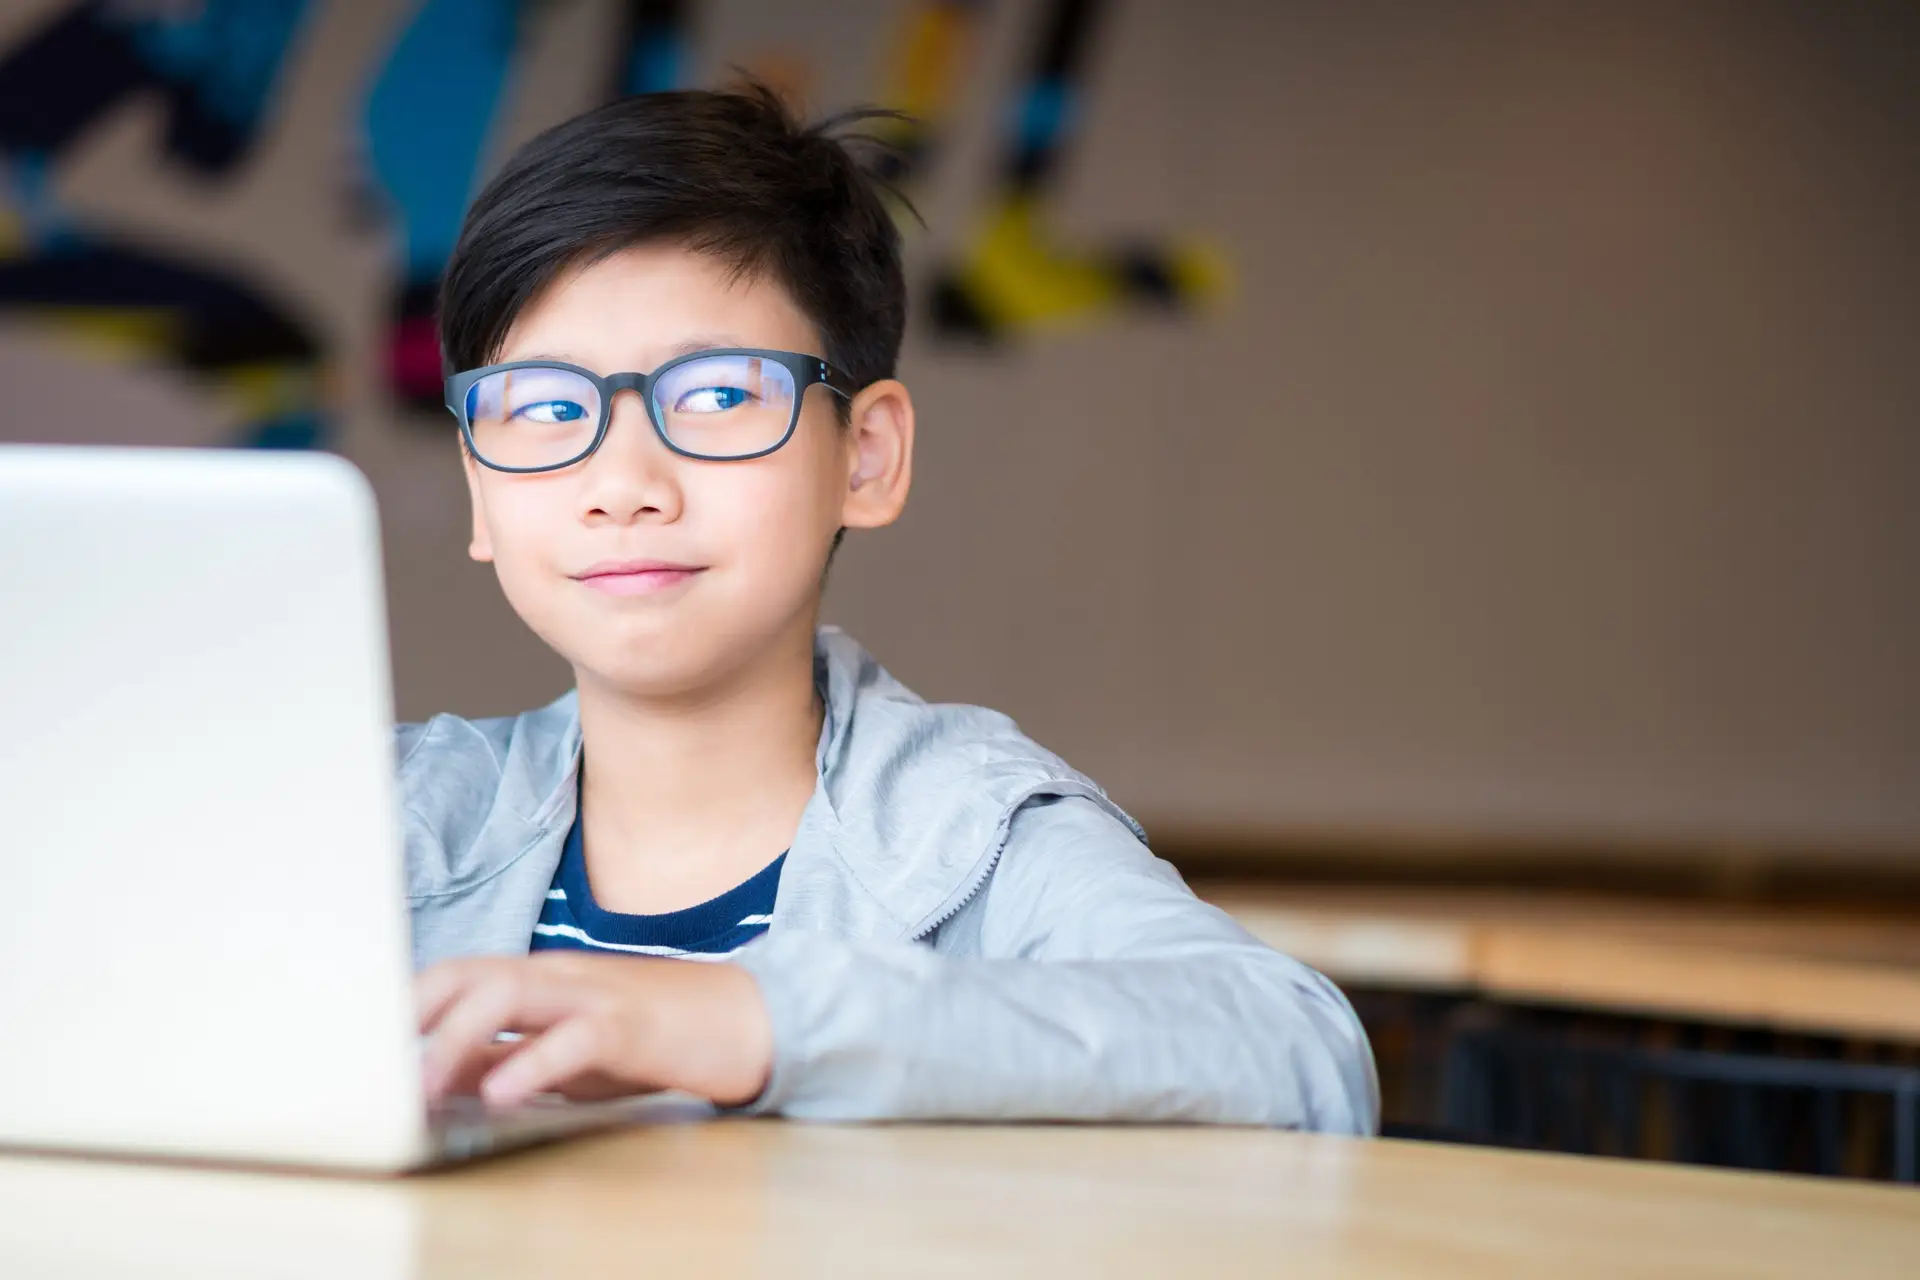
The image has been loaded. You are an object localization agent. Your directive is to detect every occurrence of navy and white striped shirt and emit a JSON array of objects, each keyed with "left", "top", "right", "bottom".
[{"left": 529, "top": 810, "right": 783, "bottom": 961}]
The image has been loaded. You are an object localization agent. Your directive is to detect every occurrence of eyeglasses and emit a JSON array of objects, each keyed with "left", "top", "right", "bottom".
[{"left": 444, "top": 348, "right": 860, "bottom": 473}]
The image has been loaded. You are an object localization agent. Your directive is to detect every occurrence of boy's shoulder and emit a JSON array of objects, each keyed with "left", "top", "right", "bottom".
[
  {"left": 395, "top": 691, "right": 577, "bottom": 806},
  {"left": 393, "top": 691, "right": 579, "bottom": 893},
  {"left": 814, "top": 626, "right": 1116, "bottom": 815},
  {"left": 809, "top": 629, "right": 1147, "bottom": 919}
]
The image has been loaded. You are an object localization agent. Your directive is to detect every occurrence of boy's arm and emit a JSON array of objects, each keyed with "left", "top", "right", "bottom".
[{"left": 730, "top": 796, "right": 1379, "bottom": 1133}]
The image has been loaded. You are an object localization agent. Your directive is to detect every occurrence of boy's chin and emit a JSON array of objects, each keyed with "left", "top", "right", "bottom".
[
  {"left": 527, "top": 583, "right": 821, "bottom": 701},
  {"left": 565, "top": 630, "right": 789, "bottom": 702},
  {"left": 571, "top": 646, "right": 718, "bottom": 699}
]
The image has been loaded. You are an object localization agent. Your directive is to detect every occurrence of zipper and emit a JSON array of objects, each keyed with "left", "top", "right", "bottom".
[
  {"left": 908, "top": 834, "right": 1007, "bottom": 942},
  {"left": 908, "top": 779, "right": 1136, "bottom": 942}
]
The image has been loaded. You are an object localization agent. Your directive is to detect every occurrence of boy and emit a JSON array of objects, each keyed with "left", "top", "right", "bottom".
[{"left": 406, "top": 85, "right": 1377, "bottom": 1131}]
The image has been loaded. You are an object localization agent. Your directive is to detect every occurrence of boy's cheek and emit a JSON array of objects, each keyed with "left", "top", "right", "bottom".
[
  {"left": 726, "top": 472, "right": 842, "bottom": 565},
  {"left": 487, "top": 552, "right": 586, "bottom": 663}
]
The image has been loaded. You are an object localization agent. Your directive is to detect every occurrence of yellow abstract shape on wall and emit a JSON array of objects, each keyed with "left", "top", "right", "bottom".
[
  {"left": 1167, "top": 237, "right": 1232, "bottom": 307},
  {"left": 954, "top": 196, "right": 1122, "bottom": 331},
  {"left": 27, "top": 306, "right": 181, "bottom": 361},
  {"left": 884, "top": 2, "right": 975, "bottom": 121},
  {"left": 223, "top": 360, "right": 318, "bottom": 422}
]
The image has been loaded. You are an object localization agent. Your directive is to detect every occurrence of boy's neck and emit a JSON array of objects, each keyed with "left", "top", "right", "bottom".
[{"left": 571, "top": 624, "right": 823, "bottom": 914}]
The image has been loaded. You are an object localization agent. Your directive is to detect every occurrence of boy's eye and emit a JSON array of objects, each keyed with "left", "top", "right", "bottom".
[
  {"left": 672, "top": 385, "right": 753, "bottom": 414},
  {"left": 510, "top": 399, "right": 591, "bottom": 425}
]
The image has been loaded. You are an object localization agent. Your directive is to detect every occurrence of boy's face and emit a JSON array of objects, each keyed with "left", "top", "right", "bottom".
[{"left": 461, "top": 242, "right": 911, "bottom": 696}]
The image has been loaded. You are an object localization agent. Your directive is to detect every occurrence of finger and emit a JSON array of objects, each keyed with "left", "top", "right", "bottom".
[
  {"left": 415, "top": 959, "right": 504, "bottom": 1035},
  {"left": 481, "top": 1016, "right": 623, "bottom": 1108},
  {"left": 421, "top": 971, "right": 575, "bottom": 1100},
  {"left": 550, "top": 1070, "right": 643, "bottom": 1103},
  {"left": 437, "top": 1040, "right": 520, "bottom": 1098}
]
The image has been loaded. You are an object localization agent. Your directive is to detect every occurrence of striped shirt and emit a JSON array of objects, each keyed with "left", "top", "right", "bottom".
[{"left": 528, "top": 810, "right": 783, "bottom": 961}]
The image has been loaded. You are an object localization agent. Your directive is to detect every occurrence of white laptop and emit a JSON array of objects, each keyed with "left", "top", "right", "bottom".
[{"left": 0, "top": 444, "right": 670, "bottom": 1172}]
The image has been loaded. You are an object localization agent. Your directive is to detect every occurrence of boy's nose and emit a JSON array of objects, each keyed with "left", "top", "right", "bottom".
[{"left": 577, "top": 393, "right": 684, "bottom": 526}]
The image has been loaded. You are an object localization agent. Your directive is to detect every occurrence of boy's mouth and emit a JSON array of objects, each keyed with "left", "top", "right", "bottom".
[{"left": 572, "top": 558, "right": 707, "bottom": 596}]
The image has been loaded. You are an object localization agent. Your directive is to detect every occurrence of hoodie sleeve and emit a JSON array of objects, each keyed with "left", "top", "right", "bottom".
[{"left": 729, "top": 795, "right": 1379, "bottom": 1133}]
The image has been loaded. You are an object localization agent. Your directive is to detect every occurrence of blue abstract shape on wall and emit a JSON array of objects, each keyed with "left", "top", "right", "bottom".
[{"left": 361, "top": 0, "right": 691, "bottom": 412}]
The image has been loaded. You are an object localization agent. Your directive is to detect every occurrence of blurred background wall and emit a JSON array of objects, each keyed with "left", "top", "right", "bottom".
[{"left": 1, "top": 0, "right": 1914, "bottom": 859}]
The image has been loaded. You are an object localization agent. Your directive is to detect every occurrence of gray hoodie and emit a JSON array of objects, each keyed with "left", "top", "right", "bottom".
[{"left": 399, "top": 627, "right": 1378, "bottom": 1132}]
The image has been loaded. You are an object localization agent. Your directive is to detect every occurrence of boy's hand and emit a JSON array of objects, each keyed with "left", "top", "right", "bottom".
[{"left": 415, "top": 953, "right": 773, "bottom": 1109}]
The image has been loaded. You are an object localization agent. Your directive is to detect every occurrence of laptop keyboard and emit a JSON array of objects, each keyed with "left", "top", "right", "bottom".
[{"left": 427, "top": 1094, "right": 616, "bottom": 1162}]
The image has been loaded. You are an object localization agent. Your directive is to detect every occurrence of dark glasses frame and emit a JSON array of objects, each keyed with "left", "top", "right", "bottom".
[{"left": 444, "top": 347, "right": 861, "bottom": 473}]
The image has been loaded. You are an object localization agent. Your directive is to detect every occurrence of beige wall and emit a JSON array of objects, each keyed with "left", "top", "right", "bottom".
[{"left": 4, "top": 1, "right": 1916, "bottom": 853}]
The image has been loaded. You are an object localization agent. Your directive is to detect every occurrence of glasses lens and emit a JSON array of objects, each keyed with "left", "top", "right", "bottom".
[
  {"left": 465, "top": 366, "right": 602, "bottom": 470},
  {"left": 652, "top": 354, "right": 797, "bottom": 458}
]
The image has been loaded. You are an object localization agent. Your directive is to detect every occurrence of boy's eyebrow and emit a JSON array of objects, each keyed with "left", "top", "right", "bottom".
[
  {"left": 665, "top": 335, "right": 750, "bottom": 358},
  {"left": 509, "top": 337, "right": 752, "bottom": 369}
]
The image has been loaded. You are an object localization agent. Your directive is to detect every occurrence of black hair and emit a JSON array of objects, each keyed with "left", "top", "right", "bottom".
[{"left": 438, "top": 84, "right": 910, "bottom": 397}]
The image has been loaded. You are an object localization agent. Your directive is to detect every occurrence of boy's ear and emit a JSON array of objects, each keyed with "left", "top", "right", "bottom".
[
  {"left": 839, "top": 378, "right": 914, "bottom": 531},
  {"left": 461, "top": 440, "right": 495, "bottom": 563}
]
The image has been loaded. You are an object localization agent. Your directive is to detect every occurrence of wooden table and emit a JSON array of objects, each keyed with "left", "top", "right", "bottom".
[
  {"left": 1202, "top": 883, "right": 1920, "bottom": 1041},
  {"left": 2, "top": 1117, "right": 1916, "bottom": 1278}
]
